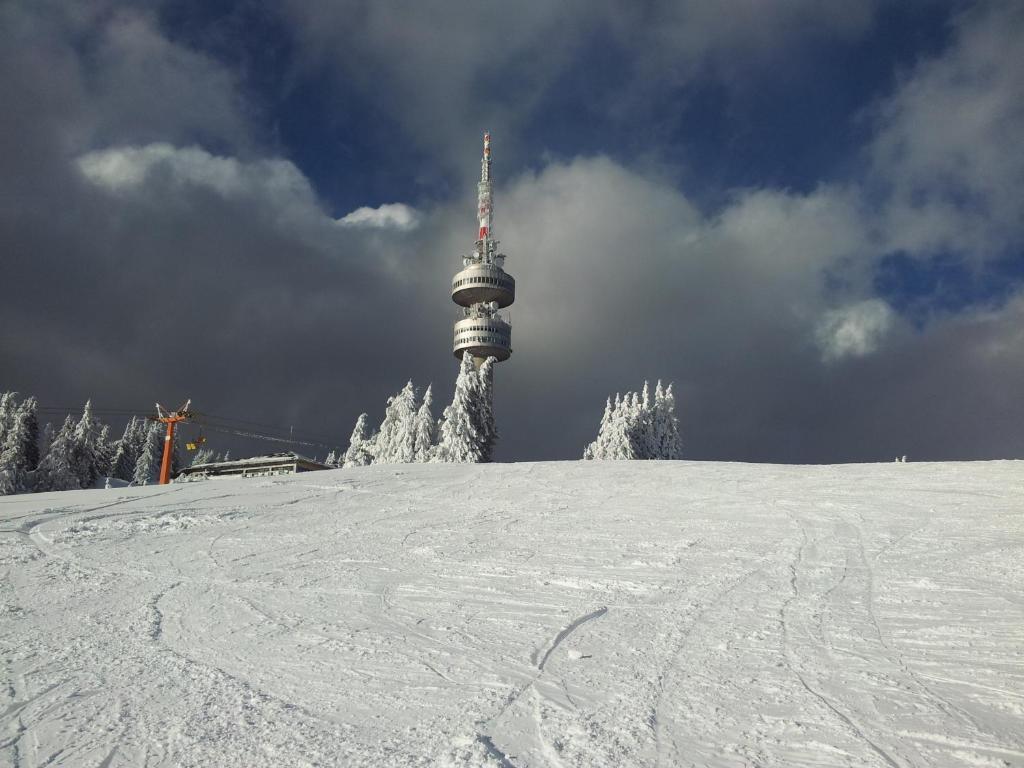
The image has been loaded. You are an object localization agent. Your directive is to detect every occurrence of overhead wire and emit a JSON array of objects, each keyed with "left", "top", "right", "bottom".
[{"left": 35, "top": 404, "right": 340, "bottom": 452}]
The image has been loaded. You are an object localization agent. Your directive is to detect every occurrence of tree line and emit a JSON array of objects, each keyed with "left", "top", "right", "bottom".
[{"left": 0, "top": 394, "right": 229, "bottom": 495}]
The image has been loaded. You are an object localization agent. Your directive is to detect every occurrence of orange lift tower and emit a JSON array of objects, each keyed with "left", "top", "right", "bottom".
[{"left": 151, "top": 400, "right": 193, "bottom": 484}]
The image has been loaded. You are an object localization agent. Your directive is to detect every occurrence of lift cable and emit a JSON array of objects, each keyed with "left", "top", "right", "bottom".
[
  {"left": 197, "top": 422, "right": 335, "bottom": 451},
  {"left": 35, "top": 405, "right": 340, "bottom": 451}
]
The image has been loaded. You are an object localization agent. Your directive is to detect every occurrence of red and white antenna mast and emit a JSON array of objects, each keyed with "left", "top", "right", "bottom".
[
  {"left": 478, "top": 131, "right": 493, "bottom": 241},
  {"left": 449, "top": 132, "right": 515, "bottom": 366}
]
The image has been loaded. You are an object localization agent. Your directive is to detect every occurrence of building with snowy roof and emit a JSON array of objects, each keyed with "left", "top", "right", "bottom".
[{"left": 177, "top": 452, "right": 331, "bottom": 480}]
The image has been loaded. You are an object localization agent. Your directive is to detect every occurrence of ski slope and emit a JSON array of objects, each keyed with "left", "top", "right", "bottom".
[{"left": 2, "top": 461, "right": 1022, "bottom": 767}]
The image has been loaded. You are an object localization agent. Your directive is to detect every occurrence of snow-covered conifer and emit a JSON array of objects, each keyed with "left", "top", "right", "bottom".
[
  {"left": 374, "top": 382, "right": 418, "bottom": 464},
  {"left": 21, "top": 397, "right": 40, "bottom": 473},
  {"left": 69, "top": 401, "right": 103, "bottom": 488},
  {"left": 95, "top": 424, "right": 114, "bottom": 479},
  {"left": 613, "top": 393, "right": 640, "bottom": 460},
  {"left": 35, "top": 416, "right": 80, "bottom": 491},
  {"left": 110, "top": 417, "right": 139, "bottom": 482},
  {"left": 0, "top": 398, "right": 40, "bottom": 495},
  {"left": 132, "top": 422, "right": 163, "bottom": 486},
  {"left": 39, "top": 422, "right": 54, "bottom": 463},
  {"left": 583, "top": 397, "right": 614, "bottom": 460},
  {"left": 475, "top": 357, "right": 498, "bottom": 462},
  {"left": 657, "top": 383, "right": 683, "bottom": 460},
  {"left": 412, "top": 385, "right": 437, "bottom": 462},
  {"left": 343, "top": 413, "right": 374, "bottom": 468},
  {"left": 0, "top": 392, "right": 16, "bottom": 444},
  {"left": 324, "top": 449, "right": 338, "bottom": 467},
  {"left": 433, "top": 353, "right": 484, "bottom": 463}
]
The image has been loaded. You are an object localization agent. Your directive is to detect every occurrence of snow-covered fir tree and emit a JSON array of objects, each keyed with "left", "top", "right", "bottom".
[
  {"left": 95, "top": 423, "right": 114, "bottom": 479},
  {"left": 0, "top": 397, "right": 40, "bottom": 495},
  {"left": 653, "top": 382, "right": 683, "bottom": 460},
  {"left": 132, "top": 422, "right": 163, "bottom": 485},
  {"left": 583, "top": 380, "right": 683, "bottom": 460},
  {"left": 39, "top": 421, "right": 54, "bottom": 463},
  {"left": 69, "top": 401, "right": 103, "bottom": 488},
  {"left": 433, "top": 354, "right": 482, "bottom": 463},
  {"left": 324, "top": 449, "right": 338, "bottom": 467},
  {"left": 35, "top": 416, "right": 80, "bottom": 491},
  {"left": 583, "top": 398, "right": 613, "bottom": 460},
  {"left": 110, "top": 417, "right": 141, "bottom": 482},
  {"left": 0, "top": 392, "right": 16, "bottom": 445},
  {"left": 474, "top": 357, "right": 498, "bottom": 461},
  {"left": 412, "top": 385, "right": 436, "bottom": 462},
  {"left": 373, "top": 382, "right": 418, "bottom": 464},
  {"left": 433, "top": 353, "right": 497, "bottom": 463},
  {"left": 342, "top": 413, "right": 374, "bottom": 468}
]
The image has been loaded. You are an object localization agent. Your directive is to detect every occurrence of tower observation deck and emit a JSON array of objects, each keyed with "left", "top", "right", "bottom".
[{"left": 451, "top": 132, "right": 514, "bottom": 364}]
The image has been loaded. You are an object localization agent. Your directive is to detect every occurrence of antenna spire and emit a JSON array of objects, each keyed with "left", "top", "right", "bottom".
[
  {"left": 477, "top": 131, "right": 493, "bottom": 241},
  {"left": 450, "top": 132, "right": 515, "bottom": 366}
]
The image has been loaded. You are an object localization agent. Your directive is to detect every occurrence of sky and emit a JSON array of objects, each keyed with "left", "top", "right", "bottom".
[{"left": 2, "top": 0, "right": 1023, "bottom": 463}]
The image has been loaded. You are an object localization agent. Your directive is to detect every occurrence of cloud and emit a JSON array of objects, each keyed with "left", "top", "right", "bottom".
[
  {"left": 77, "top": 145, "right": 312, "bottom": 199},
  {"left": 337, "top": 203, "right": 420, "bottom": 231},
  {"left": 275, "top": 1, "right": 883, "bottom": 173},
  {"left": 2, "top": 0, "right": 1023, "bottom": 467},
  {"left": 815, "top": 300, "right": 896, "bottom": 361},
  {"left": 868, "top": 1, "right": 1024, "bottom": 260}
]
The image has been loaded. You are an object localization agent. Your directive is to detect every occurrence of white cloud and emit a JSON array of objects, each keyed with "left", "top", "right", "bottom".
[
  {"left": 77, "top": 144, "right": 313, "bottom": 199},
  {"left": 869, "top": 1, "right": 1024, "bottom": 260},
  {"left": 75, "top": 143, "right": 333, "bottom": 239},
  {"left": 277, "top": 1, "right": 882, "bottom": 172},
  {"left": 815, "top": 299, "right": 896, "bottom": 362},
  {"left": 336, "top": 203, "right": 420, "bottom": 231},
  {"left": 489, "top": 156, "right": 874, "bottom": 379}
]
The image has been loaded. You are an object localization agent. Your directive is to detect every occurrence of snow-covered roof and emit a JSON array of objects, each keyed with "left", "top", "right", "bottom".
[{"left": 180, "top": 452, "right": 329, "bottom": 474}]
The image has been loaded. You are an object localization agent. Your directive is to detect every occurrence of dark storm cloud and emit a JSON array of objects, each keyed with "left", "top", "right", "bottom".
[{"left": 2, "top": 0, "right": 1023, "bottom": 463}]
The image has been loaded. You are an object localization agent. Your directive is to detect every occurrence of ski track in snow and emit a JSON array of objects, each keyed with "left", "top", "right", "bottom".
[{"left": 1, "top": 461, "right": 1023, "bottom": 767}]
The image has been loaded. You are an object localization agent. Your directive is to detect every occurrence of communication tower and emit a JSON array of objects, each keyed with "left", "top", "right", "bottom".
[{"left": 451, "top": 132, "right": 514, "bottom": 366}]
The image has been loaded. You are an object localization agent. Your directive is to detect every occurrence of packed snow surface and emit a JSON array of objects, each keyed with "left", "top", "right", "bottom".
[{"left": 2, "top": 461, "right": 1023, "bottom": 767}]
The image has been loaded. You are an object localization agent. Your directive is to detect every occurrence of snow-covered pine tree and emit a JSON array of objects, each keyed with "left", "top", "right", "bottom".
[
  {"left": 132, "top": 422, "right": 163, "bottom": 486},
  {"left": 433, "top": 353, "right": 484, "bottom": 463},
  {"left": 657, "top": 382, "right": 683, "bottom": 460},
  {"left": 617, "top": 392, "right": 642, "bottom": 460},
  {"left": 475, "top": 357, "right": 498, "bottom": 462},
  {"left": 0, "top": 397, "right": 39, "bottom": 495},
  {"left": 374, "top": 382, "right": 418, "bottom": 464},
  {"left": 583, "top": 397, "right": 614, "bottom": 460},
  {"left": 110, "top": 417, "right": 139, "bottom": 482},
  {"left": 35, "top": 416, "right": 80, "bottom": 491},
  {"left": 95, "top": 423, "right": 114, "bottom": 479},
  {"left": 0, "top": 392, "right": 16, "bottom": 446},
  {"left": 21, "top": 397, "right": 40, "bottom": 473},
  {"left": 324, "top": 449, "right": 338, "bottom": 467},
  {"left": 39, "top": 422, "right": 54, "bottom": 464},
  {"left": 69, "top": 401, "right": 103, "bottom": 488},
  {"left": 637, "top": 381, "right": 656, "bottom": 458},
  {"left": 342, "top": 413, "right": 374, "bottom": 468},
  {"left": 412, "top": 385, "right": 437, "bottom": 462}
]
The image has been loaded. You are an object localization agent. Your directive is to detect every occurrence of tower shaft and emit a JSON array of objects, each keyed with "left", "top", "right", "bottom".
[{"left": 451, "top": 133, "right": 514, "bottom": 364}]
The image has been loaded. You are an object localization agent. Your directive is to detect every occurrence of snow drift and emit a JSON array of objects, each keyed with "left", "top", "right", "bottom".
[{"left": 1, "top": 460, "right": 1022, "bottom": 767}]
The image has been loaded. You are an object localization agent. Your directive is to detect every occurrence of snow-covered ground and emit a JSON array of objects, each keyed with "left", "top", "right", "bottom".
[{"left": 2, "top": 461, "right": 1022, "bottom": 767}]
